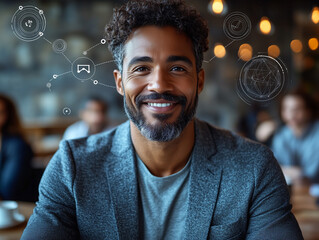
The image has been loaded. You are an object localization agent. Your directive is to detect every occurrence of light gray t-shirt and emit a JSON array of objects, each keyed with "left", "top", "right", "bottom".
[{"left": 136, "top": 154, "right": 191, "bottom": 240}]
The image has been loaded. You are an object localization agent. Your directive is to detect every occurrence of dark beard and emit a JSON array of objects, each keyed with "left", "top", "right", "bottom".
[{"left": 124, "top": 92, "right": 198, "bottom": 142}]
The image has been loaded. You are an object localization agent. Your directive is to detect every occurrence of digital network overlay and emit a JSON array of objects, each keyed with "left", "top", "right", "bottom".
[
  {"left": 11, "top": 5, "right": 289, "bottom": 108},
  {"left": 11, "top": 5, "right": 116, "bottom": 115}
]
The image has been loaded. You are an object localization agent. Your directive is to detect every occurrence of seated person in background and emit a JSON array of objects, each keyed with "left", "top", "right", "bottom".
[
  {"left": 0, "top": 94, "right": 33, "bottom": 200},
  {"left": 63, "top": 96, "right": 110, "bottom": 140},
  {"left": 237, "top": 104, "right": 276, "bottom": 146},
  {"left": 272, "top": 89, "right": 319, "bottom": 194},
  {"left": 22, "top": 0, "right": 302, "bottom": 239}
]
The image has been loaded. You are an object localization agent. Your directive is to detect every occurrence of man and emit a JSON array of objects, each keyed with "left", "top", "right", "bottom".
[
  {"left": 22, "top": 0, "right": 303, "bottom": 239},
  {"left": 272, "top": 89, "right": 319, "bottom": 196},
  {"left": 63, "top": 96, "right": 110, "bottom": 140}
]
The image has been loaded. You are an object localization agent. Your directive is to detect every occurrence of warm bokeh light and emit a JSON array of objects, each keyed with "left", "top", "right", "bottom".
[
  {"left": 238, "top": 43, "right": 253, "bottom": 61},
  {"left": 312, "top": 7, "right": 319, "bottom": 24},
  {"left": 214, "top": 44, "right": 226, "bottom": 58},
  {"left": 239, "top": 43, "right": 253, "bottom": 52},
  {"left": 212, "top": 0, "right": 224, "bottom": 14},
  {"left": 308, "top": 38, "right": 319, "bottom": 50},
  {"left": 290, "top": 39, "right": 303, "bottom": 53},
  {"left": 268, "top": 45, "right": 280, "bottom": 58},
  {"left": 259, "top": 17, "right": 272, "bottom": 35}
]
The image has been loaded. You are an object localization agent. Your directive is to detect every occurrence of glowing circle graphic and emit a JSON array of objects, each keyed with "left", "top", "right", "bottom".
[
  {"left": 71, "top": 57, "right": 96, "bottom": 81},
  {"left": 223, "top": 12, "right": 251, "bottom": 40},
  {"left": 11, "top": 5, "right": 46, "bottom": 42},
  {"left": 237, "top": 55, "right": 288, "bottom": 104},
  {"left": 62, "top": 107, "right": 71, "bottom": 115},
  {"left": 52, "top": 39, "right": 67, "bottom": 53}
]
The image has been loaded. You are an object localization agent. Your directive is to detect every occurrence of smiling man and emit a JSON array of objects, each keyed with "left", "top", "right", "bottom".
[{"left": 22, "top": 0, "right": 303, "bottom": 239}]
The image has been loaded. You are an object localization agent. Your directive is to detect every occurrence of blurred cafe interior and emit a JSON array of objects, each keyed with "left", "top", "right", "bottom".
[{"left": 0, "top": 0, "right": 319, "bottom": 239}]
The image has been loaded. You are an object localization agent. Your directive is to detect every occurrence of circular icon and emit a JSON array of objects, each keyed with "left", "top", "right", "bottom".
[
  {"left": 93, "top": 80, "right": 98, "bottom": 85},
  {"left": 83, "top": 51, "right": 87, "bottom": 55},
  {"left": 46, "top": 82, "right": 51, "bottom": 88},
  {"left": 237, "top": 55, "right": 288, "bottom": 105},
  {"left": 71, "top": 57, "right": 96, "bottom": 81},
  {"left": 53, "top": 74, "right": 58, "bottom": 79},
  {"left": 11, "top": 5, "right": 46, "bottom": 42},
  {"left": 101, "top": 39, "right": 106, "bottom": 44},
  {"left": 223, "top": 12, "right": 251, "bottom": 41},
  {"left": 62, "top": 107, "right": 71, "bottom": 115},
  {"left": 52, "top": 39, "right": 67, "bottom": 53}
]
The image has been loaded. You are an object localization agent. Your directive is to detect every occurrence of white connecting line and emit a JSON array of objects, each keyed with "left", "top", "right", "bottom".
[
  {"left": 203, "top": 40, "right": 235, "bottom": 63},
  {"left": 83, "top": 43, "right": 101, "bottom": 55},
  {"left": 95, "top": 59, "right": 115, "bottom": 67}
]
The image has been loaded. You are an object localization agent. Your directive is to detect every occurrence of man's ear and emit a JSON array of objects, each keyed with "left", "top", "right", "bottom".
[
  {"left": 113, "top": 69, "right": 124, "bottom": 96},
  {"left": 197, "top": 69, "right": 205, "bottom": 94}
]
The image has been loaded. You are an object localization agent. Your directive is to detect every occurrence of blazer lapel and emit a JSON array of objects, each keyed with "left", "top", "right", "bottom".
[
  {"left": 105, "top": 121, "right": 141, "bottom": 239},
  {"left": 184, "top": 119, "right": 223, "bottom": 239}
]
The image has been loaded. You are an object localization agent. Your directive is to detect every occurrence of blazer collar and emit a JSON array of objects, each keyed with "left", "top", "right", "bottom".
[
  {"left": 184, "top": 119, "right": 223, "bottom": 239},
  {"left": 106, "top": 121, "right": 141, "bottom": 239}
]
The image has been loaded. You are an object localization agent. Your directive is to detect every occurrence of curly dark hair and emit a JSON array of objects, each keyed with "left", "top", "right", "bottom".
[{"left": 105, "top": 0, "right": 209, "bottom": 73}]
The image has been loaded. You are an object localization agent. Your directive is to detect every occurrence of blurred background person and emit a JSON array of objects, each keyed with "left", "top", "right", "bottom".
[
  {"left": 63, "top": 96, "right": 111, "bottom": 140},
  {"left": 237, "top": 104, "right": 276, "bottom": 146},
  {"left": 0, "top": 94, "right": 33, "bottom": 200},
  {"left": 272, "top": 89, "right": 319, "bottom": 196}
]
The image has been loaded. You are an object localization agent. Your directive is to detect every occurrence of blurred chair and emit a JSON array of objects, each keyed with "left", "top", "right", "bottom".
[{"left": 63, "top": 96, "right": 111, "bottom": 140}]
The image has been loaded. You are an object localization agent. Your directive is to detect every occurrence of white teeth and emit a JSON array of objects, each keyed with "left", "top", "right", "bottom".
[{"left": 147, "top": 103, "right": 173, "bottom": 107}]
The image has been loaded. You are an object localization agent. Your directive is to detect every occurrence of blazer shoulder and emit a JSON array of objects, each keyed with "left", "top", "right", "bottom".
[
  {"left": 201, "top": 120, "right": 274, "bottom": 165},
  {"left": 62, "top": 121, "right": 130, "bottom": 164}
]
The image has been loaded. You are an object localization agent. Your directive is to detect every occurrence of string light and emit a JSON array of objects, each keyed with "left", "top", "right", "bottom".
[
  {"left": 212, "top": 0, "right": 223, "bottom": 14},
  {"left": 268, "top": 45, "right": 280, "bottom": 58},
  {"left": 208, "top": 0, "right": 227, "bottom": 16},
  {"left": 290, "top": 39, "right": 303, "bottom": 53},
  {"left": 311, "top": 7, "right": 319, "bottom": 24},
  {"left": 214, "top": 44, "right": 226, "bottom": 58},
  {"left": 259, "top": 17, "right": 272, "bottom": 35},
  {"left": 238, "top": 43, "right": 253, "bottom": 61},
  {"left": 308, "top": 38, "right": 319, "bottom": 50}
]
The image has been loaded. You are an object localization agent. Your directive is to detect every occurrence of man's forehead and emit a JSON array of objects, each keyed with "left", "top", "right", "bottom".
[{"left": 123, "top": 25, "right": 195, "bottom": 62}]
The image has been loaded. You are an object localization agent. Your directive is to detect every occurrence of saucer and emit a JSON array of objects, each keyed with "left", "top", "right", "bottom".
[
  {"left": 0, "top": 201, "right": 26, "bottom": 230},
  {"left": 0, "top": 212, "right": 25, "bottom": 229}
]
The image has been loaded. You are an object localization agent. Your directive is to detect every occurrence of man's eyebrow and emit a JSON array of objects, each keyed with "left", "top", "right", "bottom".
[
  {"left": 128, "top": 56, "right": 153, "bottom": 68},
  {"left": 166, "top": 56, "right": 193, "bottom": 67}
]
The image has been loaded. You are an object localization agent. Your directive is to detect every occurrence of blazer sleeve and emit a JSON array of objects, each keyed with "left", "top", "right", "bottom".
[
  {"left": 21, "top": 140, "right": 80, "bottom": 240},
  {"left": 246, "top": 147, "right": 303, "bottom": 240}
]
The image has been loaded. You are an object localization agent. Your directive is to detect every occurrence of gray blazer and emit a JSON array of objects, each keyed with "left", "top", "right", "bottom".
[{"left": 22, "top": 119, "right": 303, "bottom": 240}]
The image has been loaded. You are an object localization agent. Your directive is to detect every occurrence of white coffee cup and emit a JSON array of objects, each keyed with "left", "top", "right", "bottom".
[{"left": 0, "top": 201, "right": 25, "bottom": 228}]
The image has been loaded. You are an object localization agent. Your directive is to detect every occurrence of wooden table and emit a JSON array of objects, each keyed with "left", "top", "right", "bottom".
[
  {"left": 291, "top": 180, "right": 319, "bottom": 240},
  {"left": 0, "top": 202, "right": 35, "bottom": 240}
]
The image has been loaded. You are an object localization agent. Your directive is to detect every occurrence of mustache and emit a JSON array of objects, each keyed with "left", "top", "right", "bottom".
[{"left": 135, "top": 92, "right": 187, "bottom": 108}]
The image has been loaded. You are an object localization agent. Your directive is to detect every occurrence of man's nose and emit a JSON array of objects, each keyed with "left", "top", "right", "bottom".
[{"left": 147, "top": 67, "right": 174, "bottom": 93}]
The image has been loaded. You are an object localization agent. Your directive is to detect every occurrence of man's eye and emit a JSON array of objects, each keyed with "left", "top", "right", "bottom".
[
  {"left": 171, "top": 66, "right": 186, "bottom": 72},
  {"left": 133, "top": 66, "right": 149, "bottom": 72}
]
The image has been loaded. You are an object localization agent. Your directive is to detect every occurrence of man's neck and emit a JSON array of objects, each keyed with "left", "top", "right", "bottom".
[
  {"left": 88, "top": 124, "right": 106, "bottom": 135},
  {"left": 291, "top": 122, "right": 310, "bottom": 138},
  {"left": 130, "top": 120, "right": 195, "bottom": 177}
]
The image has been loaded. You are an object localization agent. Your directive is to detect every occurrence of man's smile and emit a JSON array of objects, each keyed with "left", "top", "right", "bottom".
[{"left": 142, "top": 99, "right": 179, "bottom": 114}]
